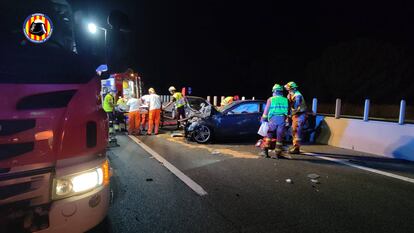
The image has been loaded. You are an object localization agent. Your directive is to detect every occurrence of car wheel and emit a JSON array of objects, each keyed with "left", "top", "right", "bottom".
[{"left": 192, "top": 125, "right": 212, "bottom": 144}]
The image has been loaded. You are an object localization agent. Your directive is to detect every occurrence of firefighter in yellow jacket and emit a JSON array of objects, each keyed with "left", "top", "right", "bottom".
[
  {"left": 260, "top": 84, "right": 289, "bottom": 158},
  {"left": 169, "top": 86, "right": 186, "bottom": 120},
  {"left": 285, "top": 81, "right": 307, "bottom": 154}
]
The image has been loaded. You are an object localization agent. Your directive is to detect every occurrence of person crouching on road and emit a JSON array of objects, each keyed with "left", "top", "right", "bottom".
[
  {"left": 147, "top": 88, "right": 162, "bottom": 135},
  {"left": 260, "top": 84, "right": 289, "bottom": 159},
  {"left": 285, "top": 81, "right": 307, "bottom": 154},
  {"left": 126, "top": 94, "right": 141, "bottom": 135},
  {"left": 169, "top": 86, "right": 186, "bottom": 121}
]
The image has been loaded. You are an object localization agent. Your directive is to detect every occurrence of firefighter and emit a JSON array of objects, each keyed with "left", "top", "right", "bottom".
[
  {"left": 126, "top": 93, "right": 141, "bottom": 135},
  {"left": 285, "top": 81, "right": 307, "bottom": 154},
  {"left": 103, "top": 89, "right": 116, "bottom": 119},
  {"left": 169, "top": 86, "right": 186, "bottom": 121},
  {"left": 259, "top": 84, "right": 289, "bottom": 158},
  {"left": 147, "top": 88, "right": 162, "bottom": 135},
  {"left": 220, "top": 96, "right": 234, "bottom": 107}
]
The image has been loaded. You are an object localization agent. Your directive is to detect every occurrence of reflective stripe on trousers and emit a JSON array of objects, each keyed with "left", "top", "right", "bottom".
[
  {"left": 266, "top": 115, "right": 286, "bottom": 144},
  {"left": 292, "top": 113, "right": 306, "bottom": 147}
]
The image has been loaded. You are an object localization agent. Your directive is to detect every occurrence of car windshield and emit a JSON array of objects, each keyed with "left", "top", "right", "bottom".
[
  {"left": 187, "top": 97, "right": 208, "bottom": 111},
  {"left": 219, "top": 101, "right": 239, "bottom": 112}
]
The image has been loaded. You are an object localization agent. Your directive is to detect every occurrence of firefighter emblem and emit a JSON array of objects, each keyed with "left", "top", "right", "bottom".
[{"left": 23, "top": 13, "right": 53, "bottom": 43}]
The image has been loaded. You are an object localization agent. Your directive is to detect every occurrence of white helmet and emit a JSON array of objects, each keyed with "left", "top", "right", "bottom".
[{"left": 168, "top": 86, "right": 176, "bottom": 92}]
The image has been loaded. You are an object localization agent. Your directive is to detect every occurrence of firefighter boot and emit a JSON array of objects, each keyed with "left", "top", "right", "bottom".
[
  {"left": 288, "top": 145, "right": 300, "bottom": 154},
  {"left": 259, "top": 149, "right": 269, "bottom": 158},
  {"left": 271, "top": 145, "right": 283, "bottom": 159}
]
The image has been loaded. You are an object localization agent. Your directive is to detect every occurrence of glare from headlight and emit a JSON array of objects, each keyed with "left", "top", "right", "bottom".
[
  {"left": 71, "top": 169, "right": 101, "bottom": 193},
  {"left": 52, "top": 160, "right": 110, "bottom": 200}
]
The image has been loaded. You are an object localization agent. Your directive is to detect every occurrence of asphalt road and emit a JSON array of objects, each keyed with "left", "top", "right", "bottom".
[{"left": 90, "top": 132, "right": 414, "bottom": 233}]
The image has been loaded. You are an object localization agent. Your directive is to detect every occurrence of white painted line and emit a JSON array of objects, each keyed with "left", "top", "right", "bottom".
[
  {"left": 128, "top": 135, "right": 208, "bottom": 196},
  {"left": 303, "top": 152, "right": 414, "bottom": 184}
]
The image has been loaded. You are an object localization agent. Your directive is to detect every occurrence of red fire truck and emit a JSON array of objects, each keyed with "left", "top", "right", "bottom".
[{"left": 1, "top": 1, "right": 111, "bottom": 232}]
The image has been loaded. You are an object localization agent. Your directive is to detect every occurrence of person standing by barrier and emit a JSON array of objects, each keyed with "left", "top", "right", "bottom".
[
  {"left": 285, "top": 81, "right": 307, "bottom": 154},
  {"left": 147, "top": 88, "right": 162, "bottom": 135},
  {"left": 221, "top": 96, "right": 234, "bottom": 107},
  {"left": 259, "top": 84, "right": 289, "bottom": 158},
  {"left": 169, "top": 86, "right": 186, "bottom": 122},
  {"left": 126, "top": 94, "right": 141, "bottom": 135}
]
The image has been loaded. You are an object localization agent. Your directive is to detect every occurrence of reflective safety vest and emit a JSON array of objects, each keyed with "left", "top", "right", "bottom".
[
  {"left": 221, "top": 96, "right": 233, "bottom": 106},
  {"left": 288, "top": 91, "right": 307, "bottom": 115},
  {"left": 173, "top": 92, "right": 185, "bottom": 108},
  {"left": 103, "top": 94, "right": 114, "bottom": 113},
  {"left": 268, "top": 96, "right": 289, "bottom": 118}
]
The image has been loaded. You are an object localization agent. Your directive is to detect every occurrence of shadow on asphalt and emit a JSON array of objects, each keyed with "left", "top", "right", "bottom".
[{"left": 86, "top": 217, "right": 113, "bottom": 233}]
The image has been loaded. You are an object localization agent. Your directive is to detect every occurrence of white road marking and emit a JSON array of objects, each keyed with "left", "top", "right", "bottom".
[
  {"left": 303, "top": 152, "right": 414, "bottom": 184},
  {"left": 128, "top": 135, "right": 208, "bottom": 196}
]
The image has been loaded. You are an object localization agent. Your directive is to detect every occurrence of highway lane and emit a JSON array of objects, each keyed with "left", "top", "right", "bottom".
[{"left": 90, "top": 133, "right": 414, "bottom": 233}]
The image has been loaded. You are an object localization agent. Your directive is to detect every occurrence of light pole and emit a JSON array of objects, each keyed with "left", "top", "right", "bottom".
[{"left": 88, "top": 23, "right": 108, "bottom": 64}]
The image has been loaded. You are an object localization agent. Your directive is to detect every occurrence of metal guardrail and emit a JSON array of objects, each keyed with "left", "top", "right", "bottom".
[
  {"left": 158, "top": 95, "right": 412, "bottom": 125},
  {"left": 312, "top": 98, "right": 412, "bottom": 125}
]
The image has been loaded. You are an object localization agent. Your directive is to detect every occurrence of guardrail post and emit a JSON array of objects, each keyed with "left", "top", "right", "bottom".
[
  {"left": 312, "top": 98, "right": 318, "bottom": 114},
  {"left": 363, "top": 99, "right": 370, "bottom": 121},
  {"left": 252, "top": 96, "right": 255, "bottom": 100},
  {"left": 213, "top": 96, "right": 218, "bottom": 106},
  {"left": 335, "top": 98, "right": 341, "bottom": 119},
  {"left": 207, "top": 96, "right": 211, "bottom": 103},
  {"left": 242, "top": 96, "right": 246, "bottom": 100},
  {"left": 399, "top": 99, "right": 406, "bottom": 125}
]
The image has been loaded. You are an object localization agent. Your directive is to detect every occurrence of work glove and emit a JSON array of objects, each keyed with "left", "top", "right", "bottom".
[
  {"left": 261, "top": 117, "right": 268, "bottom": 123},
  {"left": 285, "top": 117, "right": 291, "bottom": 127}
]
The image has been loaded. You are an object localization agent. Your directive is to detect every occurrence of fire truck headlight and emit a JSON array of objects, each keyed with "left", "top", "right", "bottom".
[{"left": 52, "top": 160, "right": 110, "bottom": 200}]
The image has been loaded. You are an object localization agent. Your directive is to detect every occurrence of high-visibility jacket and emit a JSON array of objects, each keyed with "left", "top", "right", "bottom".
[
  {"left": 268, "top": 96, "right": 288, "bottom": 118},
  {"left": 221, "top": 96, "right": 233, "bottom": 106},
  {"left": 103, "top": 93, "right": 114, "bottom": 113},
  {"left": 173, "top": 92, "right": 185, "bottom": 108},
  {"left": 287, "top": 91, "right": 307, "bottom": 115}
]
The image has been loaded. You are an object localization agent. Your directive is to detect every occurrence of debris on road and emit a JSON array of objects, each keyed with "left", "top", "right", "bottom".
[
  {"left": 171, "top": 133, "right": 184, "bottom": 137},
  {"left": 212, "top": 150, "right": 221, "bottom": 155},
  {"left": 310, "top": 179, "right": 320, "bottom": 184},
  {"left": 286, "top": 179, "right": 293, "bottom": 184},
  {"left": 146, "top": 178, "right": 153, "bottom": 182},
  {"left": 307, "top": 173, "right": 320, "bottom": 179}
]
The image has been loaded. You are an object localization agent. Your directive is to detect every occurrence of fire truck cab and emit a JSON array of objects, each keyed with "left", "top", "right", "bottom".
[{"left": 1, "top": 1, "right": 111, "bottom": 232}]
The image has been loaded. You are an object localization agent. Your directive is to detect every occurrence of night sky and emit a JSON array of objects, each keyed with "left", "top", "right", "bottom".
[{"left": 73, "top": 0, "right": 414, "bottom": 104}]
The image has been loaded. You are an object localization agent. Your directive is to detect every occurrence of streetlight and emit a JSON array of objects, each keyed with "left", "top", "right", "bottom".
[{"left": 87, "top": 22, "right": 108, "bottom": 63}]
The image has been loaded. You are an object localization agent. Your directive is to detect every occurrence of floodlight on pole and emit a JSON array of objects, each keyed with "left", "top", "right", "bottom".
[
  {"left": 88, "top": 23, "right": 97, "bottom": 34},
  {"left": 87, "top": 22, "right": 108, "bottom": 64}
]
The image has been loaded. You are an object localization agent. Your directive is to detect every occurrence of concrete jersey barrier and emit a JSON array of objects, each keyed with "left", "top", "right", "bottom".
[{"left": 315, "top": 116, "right": 414, "bottom": 161}]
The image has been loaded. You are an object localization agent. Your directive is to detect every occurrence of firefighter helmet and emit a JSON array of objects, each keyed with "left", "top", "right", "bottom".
[
  {"left": 29, "top": 19, "right": 47, "bottom": 36},
  {"left": 168, "top": 86, "right": 176, "bottom": 92},
  {"left": 284, "top": 81, "right": 298, "bottom": 90},
  {"left": 272, "top": 84, "right": 283, "bottom": 92}
]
